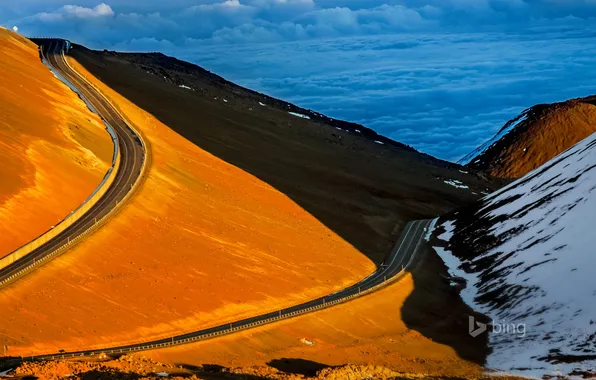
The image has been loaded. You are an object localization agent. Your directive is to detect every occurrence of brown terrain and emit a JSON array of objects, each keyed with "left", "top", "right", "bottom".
[
  {"left": 0, "top": 39, "right": 509, "bottom": 376},
  {"left": 2, "top": 354, "right": 521, "bottom": 380},
  {"left": 0, "top": 30, "right": 112, "bottom": 258},
  {"left": 141, "top": 245, "right": 495, "bottom": 379},
  {"left": 467, "top": 96, "right": 596, "bottom": 178}
]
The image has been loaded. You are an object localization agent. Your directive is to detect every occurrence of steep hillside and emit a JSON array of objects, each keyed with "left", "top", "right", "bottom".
[
  {"left": 0, "top": 41, "right": 500, "bottom": 359},
  {"left": 142, "top": 241, "right": 492, "bottom": 378},
  {"left": 463, "top": 96, "right": 596, "bottom": 178},
  {"left": 0, "top": 30, "right": 112, "bottom": 258},
  {"left": 69, "top": 44, "right": 505, "bottom": 266},
  {"left": 433, "top": 129, "right": 596, "bottom": 377}
]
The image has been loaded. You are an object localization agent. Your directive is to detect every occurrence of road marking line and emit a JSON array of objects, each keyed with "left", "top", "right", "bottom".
[{"left": 385, "top": 221, "right": 415, "bottom": 269}]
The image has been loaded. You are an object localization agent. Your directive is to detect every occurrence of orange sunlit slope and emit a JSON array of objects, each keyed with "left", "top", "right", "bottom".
[
  {"left": 0, "top": 29, "right": 112, "bottom": 258},
  {"left": 144, "top": 271, "right": 484, "bottom": 379},
  {"left": 0, "top": 58, "right": 374, "bottom": 355}
]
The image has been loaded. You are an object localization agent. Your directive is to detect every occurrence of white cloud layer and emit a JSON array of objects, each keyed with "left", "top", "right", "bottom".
[{"left": 2, "top": 1, "right": 596, "bottom": 160}]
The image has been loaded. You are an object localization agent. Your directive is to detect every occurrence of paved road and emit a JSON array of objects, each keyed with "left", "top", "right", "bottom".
[
  {"left": 7, "top": 219, "right": 432, "bottom": 362},
  {"left": 0, "top": 39, "right": 145, "bottom": 287}
]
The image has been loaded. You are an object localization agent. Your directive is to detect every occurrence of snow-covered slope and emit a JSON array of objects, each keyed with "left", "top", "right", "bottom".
[{"left": 434, "top": 130, "right": 596, "bottom": 377}]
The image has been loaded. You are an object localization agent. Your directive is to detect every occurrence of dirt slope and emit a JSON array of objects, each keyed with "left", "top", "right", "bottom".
[
  {"left": 0, "top": 30, "right": 112, "bottom": 258},
  {"left": 142, "top": 246, "right": 492, "bottom": 379},
  {"left": 466, "top": 96, "right": 596, "bottom": 178},
  {"left": 0, "top": 59, "right": 374, "bottom": 356},
  {"left": 0, "top": 42, "right": 499, "bottom": 359},
  {"left": 69, "top": 45, "right": 503, "bottom": 265}
]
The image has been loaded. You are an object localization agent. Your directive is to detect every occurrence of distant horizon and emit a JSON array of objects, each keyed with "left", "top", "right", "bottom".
[{"left": 5, "top": 1, "right": 596, "bottom": 161}]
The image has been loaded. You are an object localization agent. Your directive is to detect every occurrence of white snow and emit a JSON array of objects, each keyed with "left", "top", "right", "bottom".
[
  {"left": 437, "top": 220, "right": 455, "bottom": 241},
  {"left": 355, "top": 129, "right": 361, "bottom": 133},
  {"left": 178, "top": 84, "right": 191, "bottom": 90},
  {"left": 434, "top": 221, "right": 480, "bottom": 308},
  {"left": 288, "top": 111, "right": 310, "bottom": 119},
  {"left": 335, "top": 127, "right": 344, "bottom": 131},
  {"left": 12, "top": 26, "right": 18, "bottom": 33},
  {"left": 155, "top": 372, "right": 169, "bottom": 377},
  {"left": 443, "top": 179, "right": 469, "bottom": 189},
  {"left": 223, "top": 99, "right": 228, "bottom": 103},
  {"left": 259, "top": 102, "right": 266, "bottom": 106},
  {"left": 0, "top": 369, "right": 13, "bottom": 378},
  {"left": 434, "top": 130, "right": 596, "bottom": 377},
  {"left": 374, "top": 140, "right": 384, "bottom": 145},
  {"left": 423, "top": 218, "right": 438, "bottom": 241}
]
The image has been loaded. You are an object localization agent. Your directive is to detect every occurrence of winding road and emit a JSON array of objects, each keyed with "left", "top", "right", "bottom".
[
  {"left": 0, "top": 39, "right": 146, "bottom": 288},
  {"left": 13, "top": 219, "right": 433, "bottom": 362},
  {"left": 0, "top": 37, "right": 433, "bottom": 364}
]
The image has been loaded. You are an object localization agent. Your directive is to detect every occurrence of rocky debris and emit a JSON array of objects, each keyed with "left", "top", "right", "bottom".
[
  {"left": 299, "top": 338, "right": 315, "bottom": 346},
  {"left": 6, "top": 359, "right": 523, "bottom": 380},
  {"left": 12, "top": 355, "right": 179, "bottom": 380},
  {"left": 315, "top": 364, "right": 405, "bottom": 379}
]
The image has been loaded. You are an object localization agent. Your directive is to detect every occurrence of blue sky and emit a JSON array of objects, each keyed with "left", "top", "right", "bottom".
[{"left": 3, "top": 1, "right": 596, "bottom": 161}]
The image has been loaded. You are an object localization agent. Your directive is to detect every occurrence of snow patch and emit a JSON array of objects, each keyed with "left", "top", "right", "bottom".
[
  {"left": 259, "top": 102, "right": 266, "bottom": 106},
  {"left": 178, "top": 84, "right": 191, "bottom": 90},
  {"left": 437, "top": 220, "right": 455, "bottom": 241},
  {"left": 288, "top": 111, "right": 310, "bottom": 119},
  {"left": 374, "top": 140, "right": 384, "bottom": 145},
  {"left": 443, "top": 179, "right": 469, "bottom": 189},
  {"left": 424, "top": 218, "right": 438, "bottom": 241}
]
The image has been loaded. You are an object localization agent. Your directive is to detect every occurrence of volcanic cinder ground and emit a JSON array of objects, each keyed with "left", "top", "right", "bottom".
[
  {"left": 1, "top": 55, "right": 375, "bottom": 356},
  {"left": 1, "top": 33, "right": 507, "bottom": 376},
  {"left": 143, "top": 244, "right": 493, "bottom": 378},
  {"left": 0, "top": 30, "right": 112, "bottom": 258},
  {"left": 467, "top": 96, "right": 596, "bottom": 178}
]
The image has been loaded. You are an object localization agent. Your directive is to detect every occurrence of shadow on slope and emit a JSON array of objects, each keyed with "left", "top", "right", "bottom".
[
  {"left": 69, "top": 45, "right": 502, "bottom": 265},
  {"left": 401, "top": 243, "right": 490, "bottom": 365},
  {"left": 267, "top": 358, "right": 329, "bottom": 376},
  {"left": 176, "top": 363, "right": 275, "bottom": 379}
]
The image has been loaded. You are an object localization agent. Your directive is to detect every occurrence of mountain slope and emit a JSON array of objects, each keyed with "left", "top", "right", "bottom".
[
  {"left": 69, "top": 44, "right": 504, "bottom": 265},
  {"left": 463, "top": 96, "right": 596, "bottom": 178},
  {"left": 0, "top": 41, "right": 501, "bottom": 358},
  {"left": 0, "top": 29, "right": 112, "bottom": 258},
  {"left": 433, "top": 127, "right": 596, "bottom": 377}
]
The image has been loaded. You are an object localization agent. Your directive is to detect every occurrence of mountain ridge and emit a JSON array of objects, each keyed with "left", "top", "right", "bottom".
[{"left": 463, "top": 95, "right": 596, "bottom": 178}]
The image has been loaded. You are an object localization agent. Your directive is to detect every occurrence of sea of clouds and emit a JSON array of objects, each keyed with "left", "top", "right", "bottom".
[{"left": 3, "top": 0, "right": 596, "bottom": 161}]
